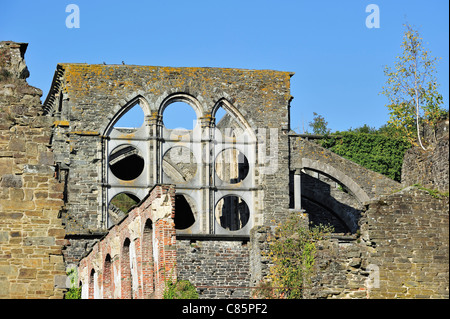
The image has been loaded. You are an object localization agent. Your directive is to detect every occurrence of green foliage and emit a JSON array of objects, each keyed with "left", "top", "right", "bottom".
[
  {"left": 309, "top": 112, "right": 330, "bottom": 135},
  {"left": 111, "top": 193, "right": 139, "bottom": 213},
  {"left": 381, "top": 23, "right": 445, "bottom": 149},
  {"left": 65, "top": 287, "right": 82, "bottom": 299},
  {"left": 163, "top": 279, "right": 199, "bottom": 299},
  {"left": 318, "top": 131, "right": 411, "bottom": 182},
  {"left": 413, "top": 184, "right": 449, "bottom": 199},
  {"left": 255, "top": 212, "right": 333, "bottom": 299},
  {"left": 64, "top": 268, "right": 81, "bottom": 299}
]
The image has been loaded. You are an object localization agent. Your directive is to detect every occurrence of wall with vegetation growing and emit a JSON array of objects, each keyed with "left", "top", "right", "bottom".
[
  {"left": 402, "top": 118, "right": 449, "bottom": 193},
  {"left": 318, "top": 132, "right": 411, "bottom": 182}
]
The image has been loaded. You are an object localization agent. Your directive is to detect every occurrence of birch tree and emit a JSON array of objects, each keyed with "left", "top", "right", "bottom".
[{"left": 381, "top": 24, "right": 444, "bottom": 150}]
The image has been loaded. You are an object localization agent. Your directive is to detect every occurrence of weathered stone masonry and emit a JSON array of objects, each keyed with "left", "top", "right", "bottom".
[
  {"left": 402, "top": 119, "right": 449, "bottom": 193},
  {"left": 44, "top": 63, "right": 293, "bottom": 258},
  {"left": 1, "top": 41, "right": 448, "bottom": 299},
  {"left": 0, "top": 41, "right": 66, "bottom": 299},
  {"left": 43, "top": 61, "right": 293, "bottom": 298}
]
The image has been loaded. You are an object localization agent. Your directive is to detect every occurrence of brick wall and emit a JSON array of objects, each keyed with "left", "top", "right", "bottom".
[{"left": 78, "top": 184, "right": 176, "bottom": 299}]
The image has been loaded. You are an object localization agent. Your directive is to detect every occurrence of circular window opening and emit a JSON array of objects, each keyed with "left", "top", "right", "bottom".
[
  {"left": 174, "top": 194, "right": 196, "bottom": 230},
  {"left": 108, "top": 192, "right": 140, "bottom": 226},
  {"left": 215, "top": 195, "right": 250, "bottom": 231},
  {"left": 109, "top": 145, "right": 145, "bottom": 181},
  {"left": 215, "top": 148, "right": 249, "bottom": 184},
  {"left": 163, "top": 146, "right": 197, "bottom": 183},
  {"left": 163, "top": 101, "right": 197, "bottom": 130}
]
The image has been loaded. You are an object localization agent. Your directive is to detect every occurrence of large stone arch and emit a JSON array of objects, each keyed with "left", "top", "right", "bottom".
[
  {"left": 301, "top": 158, "right": 371, "bottom": 204},
  {"left": 212, "top": 97, "right": 256, "bottom": 142},
  {"left": 157, "top": 92, "right": 204, "bottom": 120},
  {"left": 103, "top": 95, "right": 151, "bottom": 136}
]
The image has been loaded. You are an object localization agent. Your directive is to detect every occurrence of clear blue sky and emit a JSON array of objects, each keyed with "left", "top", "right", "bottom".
[{"left": 1, "top": 0, "right": 448, "bottom": 132}]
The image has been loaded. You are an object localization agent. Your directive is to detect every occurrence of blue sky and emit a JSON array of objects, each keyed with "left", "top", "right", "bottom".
[{"left": 1, "top": 0, "right": 448, "bottom": 132}]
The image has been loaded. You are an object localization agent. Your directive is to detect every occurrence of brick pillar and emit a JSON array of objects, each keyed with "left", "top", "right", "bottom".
[
  {"left": 152, "top": 186, "right": 177, "bottom": 299},
  {"left": 121, "top": 239, "right": 132, "bottom": 298}
]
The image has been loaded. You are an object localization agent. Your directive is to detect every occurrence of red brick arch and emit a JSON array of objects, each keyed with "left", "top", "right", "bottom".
[{"left": 78, "top": 185, "right": 176, "bottom": 299}]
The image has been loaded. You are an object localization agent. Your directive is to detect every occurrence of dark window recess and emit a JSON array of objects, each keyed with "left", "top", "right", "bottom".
[
  {"left": 215, "top": 195, "right": 250, "bottom": 231},
  {"left": 109, "top": 145, "right": 145, "bottom": 181},
  {"left": 174, "top": 194, "right": 195, "bottom": 230}
]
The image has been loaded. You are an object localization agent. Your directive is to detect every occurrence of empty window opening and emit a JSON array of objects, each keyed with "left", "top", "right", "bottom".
[
  {"left": 89, "top": 269, "right": 96, "bottom": 299},
  {"left": 108, "top": 192, "right": 140, "bottom": 226},
  {"left": 113, "top": 103, "right": 145, "bottom": 129},
  {"left": 163, "top": 101, "right": 197, "bottom": 130},
  {"left": 142, "top": 219, "right": 155, "bottom": 297},
  {"left": 215, "top": 106, "right": 245, "bottom": 137},
  {"left": 174, "top": 194, "right": 196, "bottom": 230},
  {"left": 121, "top": 239, "right": 132, "bottom": 299},
  {"left": 109, "top": 193, "right": 140, "bottom": 213},
  {"left": 215, "top": 148, "right": 249, "bottom": 184},
  {"left": 110, "top": 192, "right": 140, "bottom": 214},
  {"left": 103, "top": 254, "right": 112, "bottom": 299},
  {"left": 215, "top": 195, "right": 250, "bottom": 231},
  {"left": 215, "top": 106, "right": 227, "bottom": 123},
  {"left": 162, "top": 146, "right": 197, "bottom": 183},
  {"left": 109, "top": 145, "right": 145, "bottom": 181}
]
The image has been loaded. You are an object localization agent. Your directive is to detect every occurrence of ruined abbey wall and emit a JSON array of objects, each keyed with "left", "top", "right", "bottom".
[
  {"left": 402, "top": 118, "right": 449, "bottom": 193},
  {"left": 304, "top": 187, "right": 449, "bottom": 299},
  {"left": 1, "top": 41, "right": 448, "bottom": 299},
  {"left": 44, "top": 62, "right": 293, "bottom": 265},
  {"left": 0, "top": 42, "right": 66, "bottom": 298},
  {"left": 78, "top": 184, "right": 177, "bottom": 299},
  {"left": 176, "top": 239, "right": 251, "bottom": 298}
]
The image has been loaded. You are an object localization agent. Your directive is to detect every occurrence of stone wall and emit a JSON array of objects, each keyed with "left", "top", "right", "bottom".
[
  {"left": 402, "top": 118, "right": 449, "bottom": 193},
  {"left": 290, "top": 136, "right": 401, "bottom": 203},
  {"left": 301, "top": 171, "right": 363, "bottom": 234},
  {"left": 0, "top": 41, "right": 67, "bottom": 298},
  {"left": 44, "top": 62, "right": 293, "bottom": 265},
  {"left": 308, "top": 186, "right": 449, "bottom": 299},
  {"left": 306, "top": 236, "right": 370, "bottom": 299},
  {"left": 360, "top": 186, "right": 449, "bottom": 298},
  {"left": 176, "top": 238, "right": 251, "bottom": 299}
]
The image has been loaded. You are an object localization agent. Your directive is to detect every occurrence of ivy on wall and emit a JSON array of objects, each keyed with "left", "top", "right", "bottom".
[{"left": 318, "top": 132, "right": 411, "bottom": 182}]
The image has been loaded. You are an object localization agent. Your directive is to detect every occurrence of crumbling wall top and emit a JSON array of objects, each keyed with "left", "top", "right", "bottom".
[{"left": 44, "top": 63, "right": 294, "bottom": 133}]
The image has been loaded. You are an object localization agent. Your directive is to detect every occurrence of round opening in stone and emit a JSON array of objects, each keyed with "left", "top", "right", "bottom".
[
  {"left": 108, "top": 192, "right": 140, "bottom": 226},
  {"left": 109, "top": 144, "right": 145, "bottom": 181},
  {"left": 215, "top": 148, "right": 249, "bottom": 184},
  {"left": 174, "top": 194, "right": 196, "bottom": 230},
  {"left": 163, "top": 146, "right": 197, "bottom": 183},
  {"left": 215, "top": 195, "right": 250, "bottom": 231}
]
